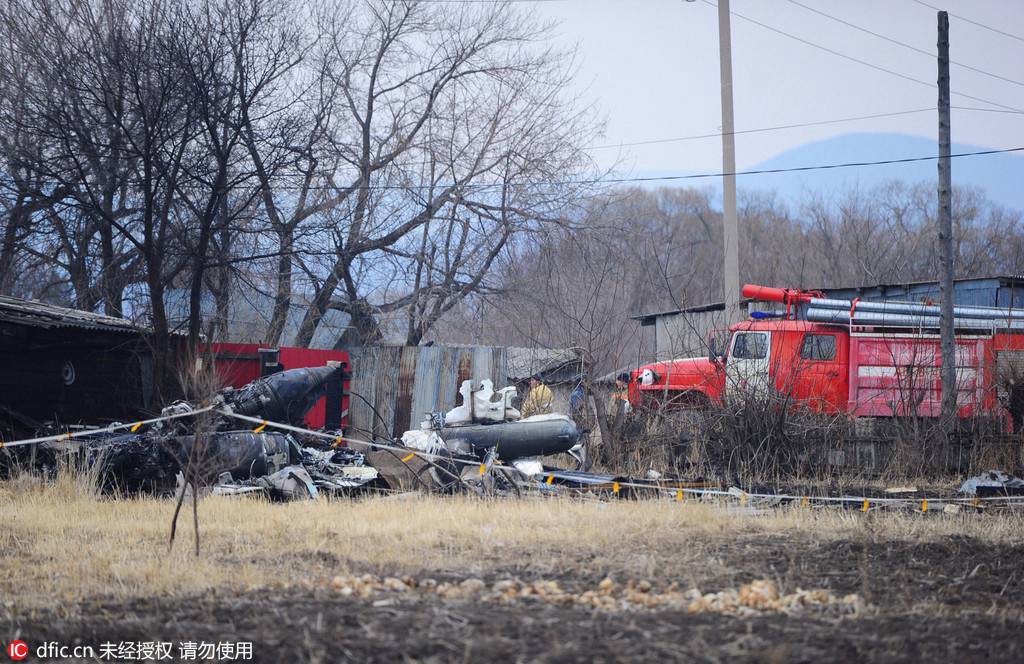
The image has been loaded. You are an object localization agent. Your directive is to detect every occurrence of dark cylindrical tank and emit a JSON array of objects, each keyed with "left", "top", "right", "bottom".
[
  {"left": 94, "top": 431, "right": 293, "bottom": 494},
  {"left": 228, "top": 365, "right": 342, "bottom": 425},
  {"left": 440, "top": 417, "right": 580, "bottom": 461}
]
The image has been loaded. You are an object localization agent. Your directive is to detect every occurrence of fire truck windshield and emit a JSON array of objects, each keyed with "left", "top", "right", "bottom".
[{"left": 732, "top": 332, "right": 768, "bottom": 360}]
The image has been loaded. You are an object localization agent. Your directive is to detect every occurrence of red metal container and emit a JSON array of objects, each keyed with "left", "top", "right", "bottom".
[{"left": 205, "top": 343, "right": 349, "bottom": 430}]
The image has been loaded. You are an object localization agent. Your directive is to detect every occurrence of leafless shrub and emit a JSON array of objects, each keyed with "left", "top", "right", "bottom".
[
  {"left": 641, "top": 387, "right": 850, "bottom": 485},
  {"left": 613, "top": 382, "right": 1020, "bottom": 486},
  {"left": 166, "top": 353, "right": 227, "bottom": 556}
]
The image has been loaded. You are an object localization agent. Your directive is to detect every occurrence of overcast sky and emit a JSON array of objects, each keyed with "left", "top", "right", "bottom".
[{"left": 531, "top": 0, "right": 1024, "bottom": 178}]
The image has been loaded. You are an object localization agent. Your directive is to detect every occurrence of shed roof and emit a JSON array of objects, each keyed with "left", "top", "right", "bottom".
[
  {"left": 822, "top": 274, "right": 1024, "bottom": 293},
  {"left": 0, "top": 295, "right": 146, "bottom": 334},
  {"left": 632, "top": 275, "right": 1024, "bottom": 325},
  {"left": 631, "top": 300, "right": 751, "bottom": 325},
  {"left": 505, "top": 346, "right": 582, "bottom": 382}
]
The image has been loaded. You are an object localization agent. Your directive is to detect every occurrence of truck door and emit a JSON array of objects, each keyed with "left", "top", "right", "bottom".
[
  {"left": 726, "top": 330, "right": 772, "bottom": 399},
  {"left": 794, "top": 332, "right": 847, "bottom": 413}
]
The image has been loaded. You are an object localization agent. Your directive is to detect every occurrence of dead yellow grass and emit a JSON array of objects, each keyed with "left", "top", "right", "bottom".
[{"left": 2, "top": 474, "right": 1021, "bottom": 611}]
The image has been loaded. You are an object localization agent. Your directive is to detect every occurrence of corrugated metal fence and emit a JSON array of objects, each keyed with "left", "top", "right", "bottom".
[{"left": 348, "top": 345, "right": 508, "bottom": 439}]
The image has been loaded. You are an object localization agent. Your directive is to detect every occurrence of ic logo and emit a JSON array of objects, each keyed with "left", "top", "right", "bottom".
[{"left": 6, "top": 640, "right": 28, "bottom": 661}]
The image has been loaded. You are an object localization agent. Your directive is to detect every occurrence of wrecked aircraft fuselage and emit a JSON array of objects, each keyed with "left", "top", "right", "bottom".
[
  {"left": 224, "top": 364, "right": 344, "bottom": 426},
  {"left": 402, "top": 379, "right": 584, "bottom": 465},
  {"left": 439, "top": 415, "right": 580, "bottom": 461},
  {"left": 91, "top": 431, "right": 294, "bottom": 494}
]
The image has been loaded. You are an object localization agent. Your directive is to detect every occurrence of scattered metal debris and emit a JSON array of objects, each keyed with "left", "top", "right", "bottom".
[
  {"left": 391, "top": 379, "right": 585, "bottom": 487},
  {"left": 959, "top": 470, "right": 1024, "bottom": 497},
  {"left": 12, "top": 364, "right": 377, "bottom": 500},
  {"left": 16, "top": 365, "right": 1011, "bottom": 510},
  {"left": 404, "top": 379, "right": 582, "bottom": 461},
  {"left": 383, "top": 378, "right": 590, "bottom": 493}
]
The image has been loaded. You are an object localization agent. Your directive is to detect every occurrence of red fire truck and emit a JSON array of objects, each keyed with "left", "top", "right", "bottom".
[{"left": 630, "top": 284, "right": 1024, "bottom": 427}]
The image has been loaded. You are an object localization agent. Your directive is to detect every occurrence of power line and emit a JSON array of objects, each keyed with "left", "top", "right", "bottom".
[
  {"left": 953, "top": 105, "right": 1024, "bottom": 114},
  {"left": 587, "top": 108, "right": 935, "bottom": 150},
  {"left": 909, "top": 0, "right": 1024, "bottom": 44},
  {"left": 699, "top": 0, "right": 1024, "bottom": 113},
  {"left": 267, "top": 146, "right": 1024, "bottom": 191},
  {"left": 786, "top": 0, "right": 1024, "bottom": 88},
  {"left": 593, "top": 146, "right": 1024, "bottom": 186},
  {"left": 586, "top": 105, "right": 1023, "bottom": 151}
]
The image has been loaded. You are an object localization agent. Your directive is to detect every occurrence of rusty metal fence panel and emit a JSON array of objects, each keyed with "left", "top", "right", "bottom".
[
  {"left": 348, "top": 345, "right": 511, "bottom": 439},
  {"left": 410, "top": 345, "right": 443, "bottom": 431}
]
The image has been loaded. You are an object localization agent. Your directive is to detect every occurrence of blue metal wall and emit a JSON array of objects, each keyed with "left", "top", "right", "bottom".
[{"left": 818, "top": 277, "right": 1024, "bottom": 309}]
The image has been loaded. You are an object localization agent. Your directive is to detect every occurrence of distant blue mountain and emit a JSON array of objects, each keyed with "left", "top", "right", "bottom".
[
  {"left": 637, "top": 133, "right": 1023, "bottom": 211},
  {"left": 739, "top": 133, "right": 1024, "bottom": 211}
]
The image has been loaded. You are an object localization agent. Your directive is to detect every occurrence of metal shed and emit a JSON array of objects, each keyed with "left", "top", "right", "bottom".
[{"left": 0, "top": 295, "right": 184, "bottom": 432}]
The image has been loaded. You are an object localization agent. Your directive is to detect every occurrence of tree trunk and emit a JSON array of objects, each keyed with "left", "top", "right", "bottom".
[
  {"left": 187, "top": 189, "right": 220, "bottom": 347},
  {"left": 294, "top": 258, "right": 345, "bottom": 348},
  {"left": 265, "top": 224, "right": 294, "bottom": 346},
  {"left": 332, "top": 300, "right": 382, "bottom": 350},
  {"left": 212, "top": 198, "right": 232, "bottom": 342},
  {"left": 99, "top": 222, "right": 123, "bottom": 317},
  {"left": 146, "top": 261, "right": 171, "bottom": 402},
  {"left": 405, "top": 327, "right": 424, "bottom": 346},
  {"left": 0, "top": 193, "right": 30, "bottom": 292}
]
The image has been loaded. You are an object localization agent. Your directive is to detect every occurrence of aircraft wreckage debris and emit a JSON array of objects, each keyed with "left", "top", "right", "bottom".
[
  {"left": 5, "top": 366, "right": 1018, "bottom": 510},
  {"left": 2, "top": 364, "right": 382, "bottom": 499},
  {"left": 4, "top": 366, "right": 693, "bottom": 500}
]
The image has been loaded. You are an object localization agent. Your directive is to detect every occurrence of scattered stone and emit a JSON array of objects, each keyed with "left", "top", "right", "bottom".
[{"left": 321, "top": 573, "right": 864, "bottom": 616}]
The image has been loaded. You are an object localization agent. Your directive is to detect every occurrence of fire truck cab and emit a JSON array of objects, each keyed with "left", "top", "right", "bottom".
[
  {"left": 725, "top": 319, "right": 850, "bottom": 413},
  {"left": 632, "top": 319, "right": 851, "bottom": 415}
]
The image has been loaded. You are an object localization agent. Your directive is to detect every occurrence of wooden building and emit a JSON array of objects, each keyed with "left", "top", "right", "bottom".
[{"left": 0, "top": 296, "right": 181, "bottom": 434}]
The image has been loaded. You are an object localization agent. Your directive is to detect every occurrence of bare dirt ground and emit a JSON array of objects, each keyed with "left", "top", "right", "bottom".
[{"left": 2, "top": 479, "right": 1023, "bottom": 663}]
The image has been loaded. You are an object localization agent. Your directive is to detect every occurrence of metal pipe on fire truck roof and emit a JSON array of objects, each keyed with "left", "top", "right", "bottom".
[
  {"left": 741, "top": 284, "right": 816, "bottom": 305},
  {"left": 805, "top": 307, "right": 1024, "bottom": 330},
  {"left": 743, "top": 284, "right": 1024, "bottom": 324},
  {"left": 807, "top": 297, "right": 1024, "bottom": 322}
]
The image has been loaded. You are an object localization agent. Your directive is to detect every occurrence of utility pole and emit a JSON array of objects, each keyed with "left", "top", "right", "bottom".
[
  {"left": 937, "top": 11, "right": 957, "bottom": 424},
  {"left": 718, "top": 0, "right": 740, "bottom": 324}
]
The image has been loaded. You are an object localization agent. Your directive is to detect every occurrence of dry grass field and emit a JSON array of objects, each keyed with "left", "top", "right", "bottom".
[{"left": 3, "top": 473, "right": 1024, "bottom": 662}]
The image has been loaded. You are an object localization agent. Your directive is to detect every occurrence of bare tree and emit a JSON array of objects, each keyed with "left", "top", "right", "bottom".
[
  {"left": 273, "top": 0, "right": 599, "bottom": 347},
  {"left": 172, "top": 0, "right": 306, "bottom": 346},
  {"left": 4, "top": 0, "right": 1021, "bottom": 372},
  {"left": 3, "top": 0, "right": 205, "bottom": 387}
]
